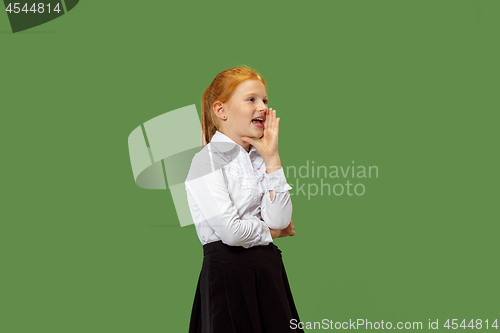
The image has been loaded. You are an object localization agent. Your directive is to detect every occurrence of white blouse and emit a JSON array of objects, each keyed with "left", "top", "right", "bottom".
[{"left": 184, "top": 130, "right": 293, "bottom": 248}]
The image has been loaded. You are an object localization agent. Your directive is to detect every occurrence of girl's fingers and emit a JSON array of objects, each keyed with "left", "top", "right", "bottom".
[{"left": 264, "top": 108, "right": 280, "bottom": 132}]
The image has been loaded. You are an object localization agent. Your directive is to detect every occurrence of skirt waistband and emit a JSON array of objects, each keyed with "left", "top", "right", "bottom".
[{"left": 203, "top": 240, "right": 281, "bottom": 256}]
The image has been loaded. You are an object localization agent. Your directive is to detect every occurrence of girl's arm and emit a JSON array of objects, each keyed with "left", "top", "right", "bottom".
[
  {"left": 185, "top": 168, "right": 273, "bottom": 249},
  {"left": 260, "top": 165, "right": 293, "bottom": 231},
  {"left": 242, "top": 109, "right": 292, "bottom": 231},
  {"left": 264, "top": 154, "right": 282, "bottom": 201}
]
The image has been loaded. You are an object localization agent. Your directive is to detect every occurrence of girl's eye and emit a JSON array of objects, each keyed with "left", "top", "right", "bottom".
[{"left": 247, "top": 97, "right": 267, "bottom": 104}]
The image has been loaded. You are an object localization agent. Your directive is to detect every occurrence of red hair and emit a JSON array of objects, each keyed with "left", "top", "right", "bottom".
[{"left": 201, "top": 66, "right": 267, "bottom": 147}]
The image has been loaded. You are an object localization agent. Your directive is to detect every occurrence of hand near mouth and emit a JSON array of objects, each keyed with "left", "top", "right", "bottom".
[{"left": 241, "top": 108, "right": 280, "bottom": 159}]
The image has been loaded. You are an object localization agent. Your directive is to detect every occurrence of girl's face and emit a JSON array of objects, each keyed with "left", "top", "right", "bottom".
[{"left": 219, "top": 79, "right": 268, "bottom": 150}]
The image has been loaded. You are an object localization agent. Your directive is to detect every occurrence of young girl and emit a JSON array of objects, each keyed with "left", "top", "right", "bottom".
[{"left": 185, "top": 66, "right": 304, "bottom": 333}]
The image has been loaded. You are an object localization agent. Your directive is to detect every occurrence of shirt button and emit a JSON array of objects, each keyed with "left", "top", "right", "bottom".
[{"left": 253, "top": 197, "right": 257, "bottom": 201}]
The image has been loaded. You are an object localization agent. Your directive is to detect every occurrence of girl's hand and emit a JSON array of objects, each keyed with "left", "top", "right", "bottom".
[
  {"left": 241, "top": 108, "right": 280, "bottom": 159},
  {"left": 270, "top": 219, "right": 296, "bottom": 239}
]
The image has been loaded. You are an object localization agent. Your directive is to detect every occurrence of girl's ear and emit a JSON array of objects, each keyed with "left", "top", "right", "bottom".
[{"left": 213, "top": 101, "right": 226, "bottom": 119}]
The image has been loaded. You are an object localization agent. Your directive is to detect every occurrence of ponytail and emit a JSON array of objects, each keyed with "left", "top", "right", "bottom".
[{"left": 201, "top": 86, "right": 218, "bottom": 148}]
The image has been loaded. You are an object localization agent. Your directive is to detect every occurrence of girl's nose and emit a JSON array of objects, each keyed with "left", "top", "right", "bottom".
[{"left": 259, "top": 102, "right": 268, "bottom": 112}]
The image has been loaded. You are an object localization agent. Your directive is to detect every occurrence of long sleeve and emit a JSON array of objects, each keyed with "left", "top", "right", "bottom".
[
  {"left": 185, "top": 167, "right": 273, "bottom": 248},
  {"left": 260, "top": 167, "right": 293, "bottom": 230}
]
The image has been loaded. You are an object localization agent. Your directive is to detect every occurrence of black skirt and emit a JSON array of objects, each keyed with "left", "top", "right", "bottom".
[{"left": 188, "top": 240, "right": 304, "bottom": 333}]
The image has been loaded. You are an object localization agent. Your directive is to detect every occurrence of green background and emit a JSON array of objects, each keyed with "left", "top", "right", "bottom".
[{"left": 1, "top": 1, "right": 499, "bottom": 332}]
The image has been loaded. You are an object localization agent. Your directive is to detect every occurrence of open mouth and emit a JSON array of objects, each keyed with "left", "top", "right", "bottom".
[{"left": 252, "top": 117, "right": 264, "bottom": 128}]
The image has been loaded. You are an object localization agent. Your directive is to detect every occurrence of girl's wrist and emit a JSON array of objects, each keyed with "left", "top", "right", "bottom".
[
  {"left": 264, "top": 155, "right": 281, "bottom": 174},
  {"left": 269, "top": 228, "right": 282, "bottom": 239}
]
